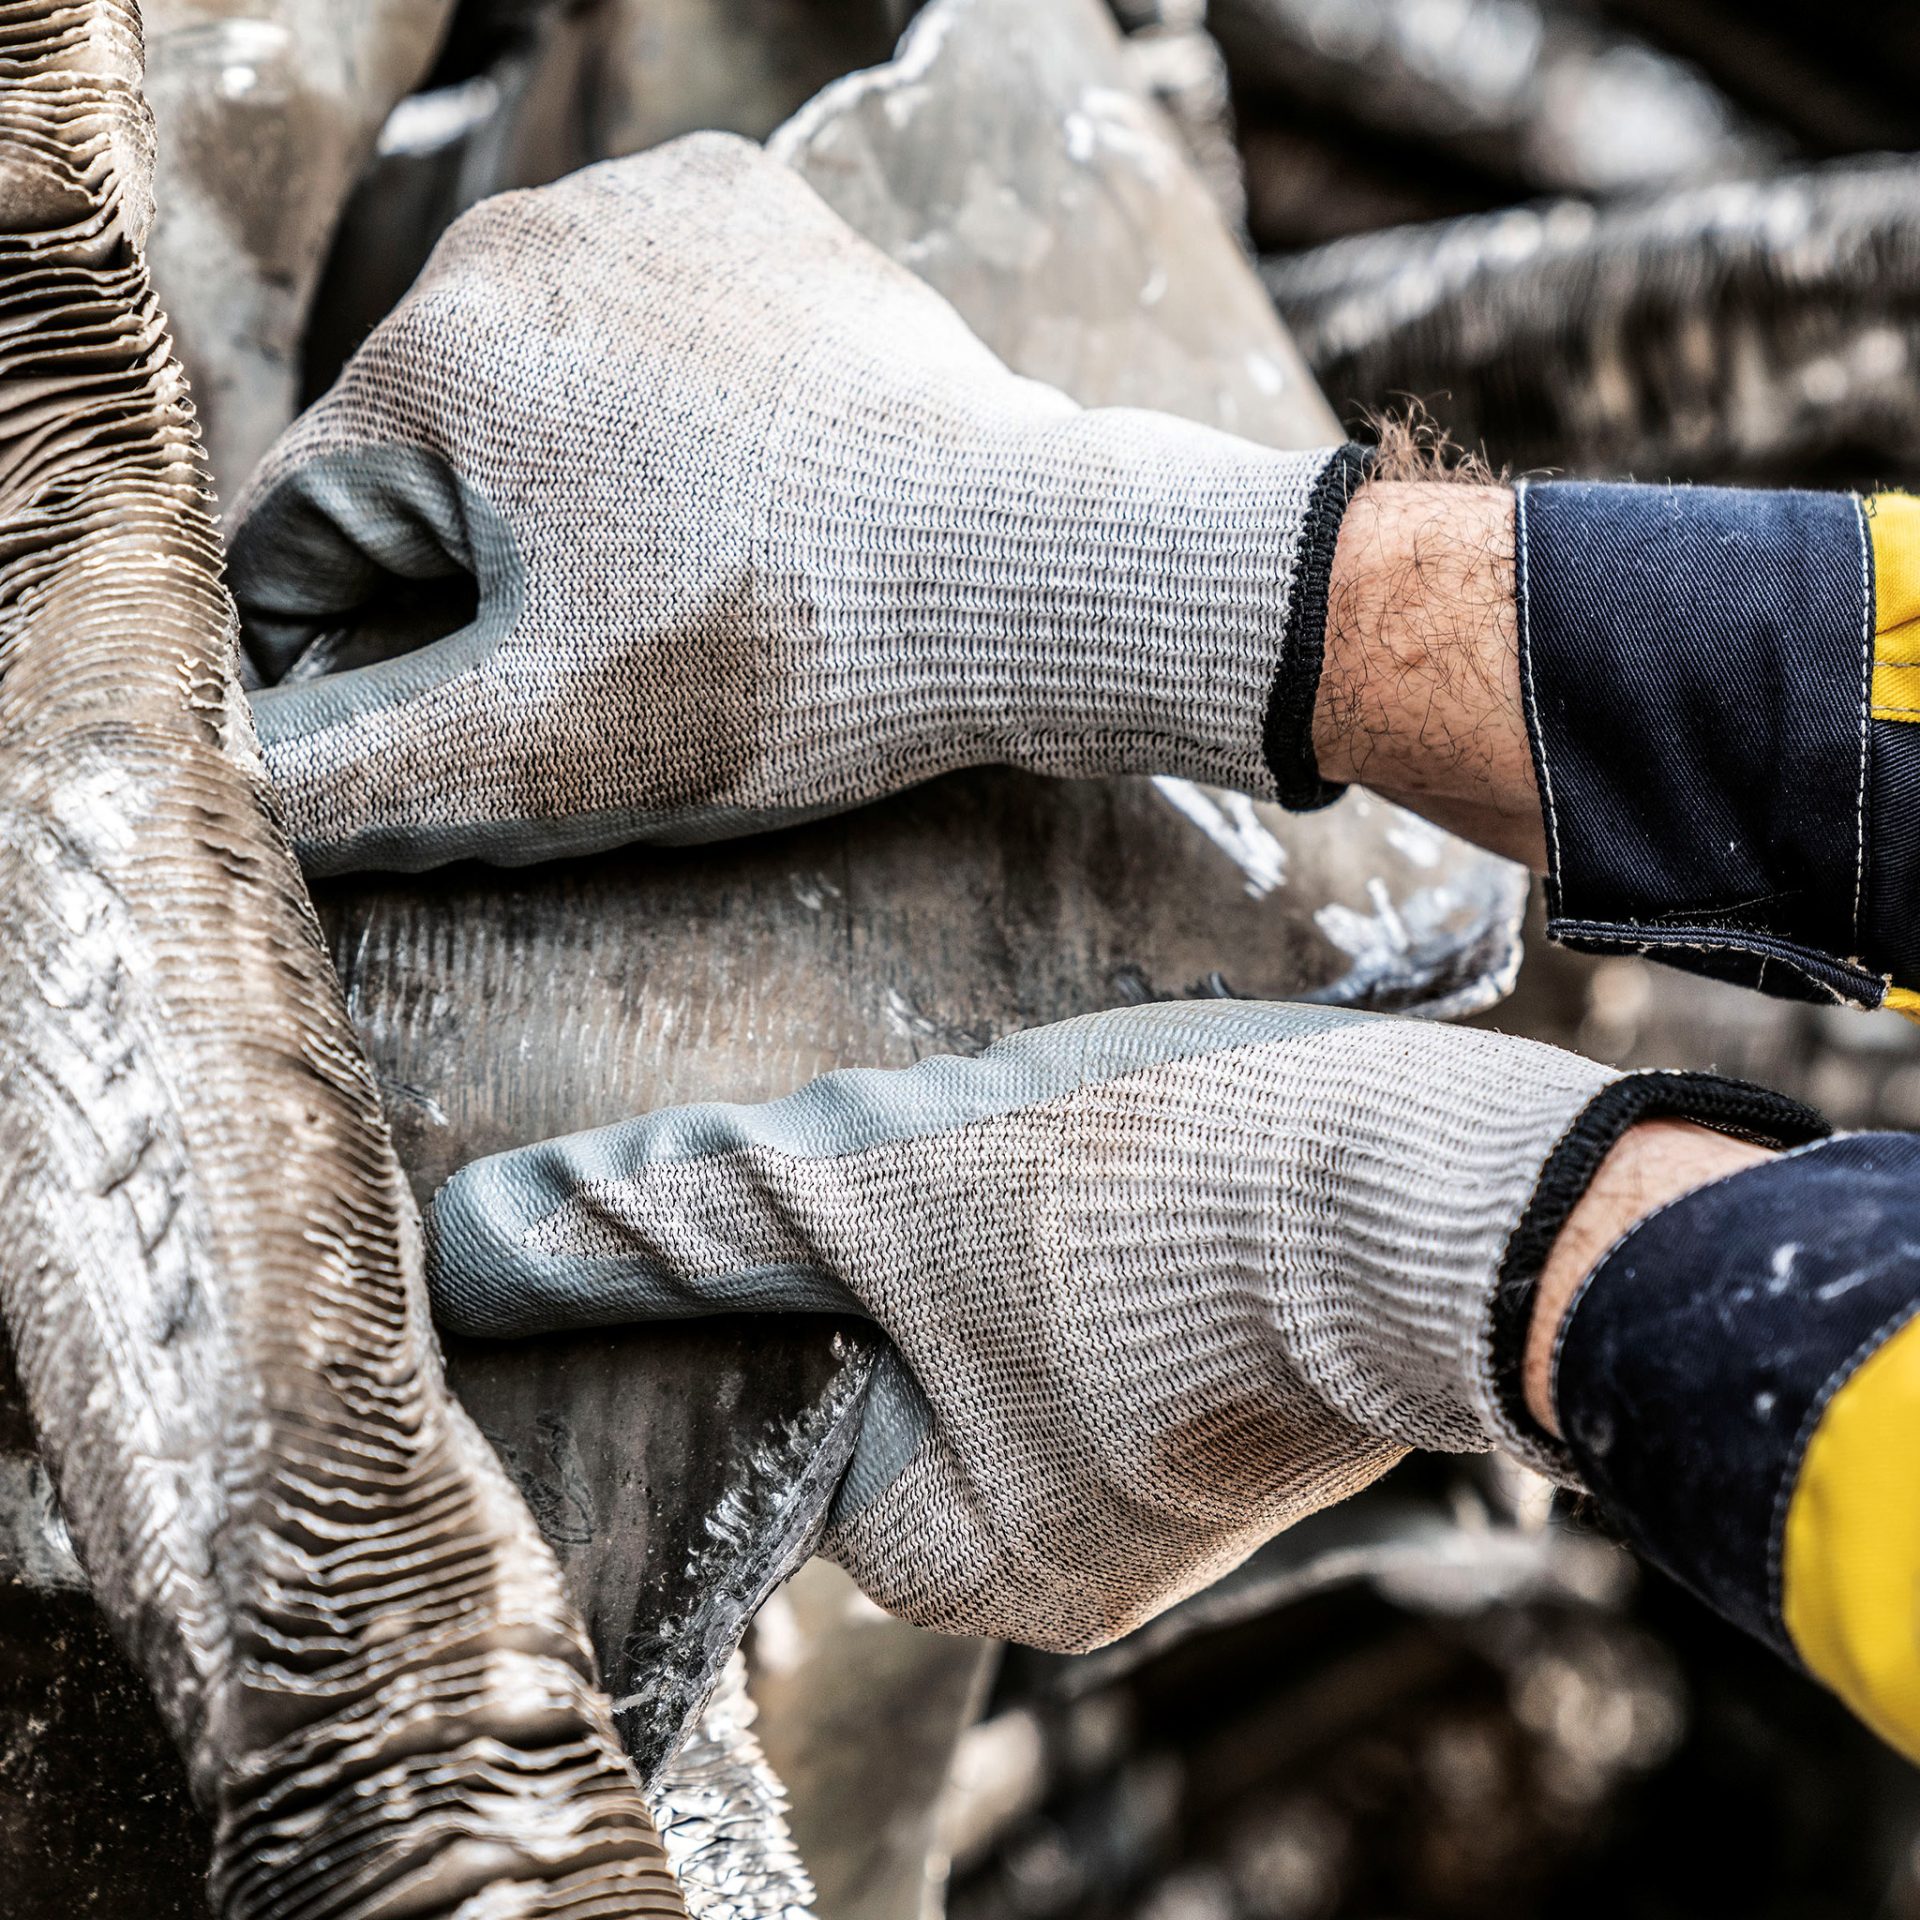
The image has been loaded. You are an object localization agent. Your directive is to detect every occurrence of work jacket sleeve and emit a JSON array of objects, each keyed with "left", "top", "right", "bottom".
[
  {"left": 1553, "top": 1132, "right": 1920, "bottom": 1763},
  {"left": 1517, "top": 481, "right": 1920, "bottom": 1013}
]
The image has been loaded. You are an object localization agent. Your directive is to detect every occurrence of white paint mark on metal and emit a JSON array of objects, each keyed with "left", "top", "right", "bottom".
[
  {"left": 1152, "top": 777, "right": 1289, "bottom": 897},
  {"left": 1245, "top": 350, "right": 1285, "bottom": 396},
  {"left": 789, "top": 872, "right": 844, "bottom": 912},
  {"left": 1385, "top": 809, "right": 1447, "bottom": 869}
]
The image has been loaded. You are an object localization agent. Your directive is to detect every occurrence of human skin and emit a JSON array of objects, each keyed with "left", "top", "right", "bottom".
[
  {"left": 1311, "top": 479, "right": 1779, "bottom": 1439},
  {"left": 1524, "top": 1121, "right": 1776, "bottom": 1435},
  {"left": 1314, "top": 480, "right": 1548, "bottom": 868}
]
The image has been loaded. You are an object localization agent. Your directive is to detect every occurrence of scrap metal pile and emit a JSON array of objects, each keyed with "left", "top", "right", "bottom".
[
  {"left": 0, "top": 5, "right": 688, "bottom": 1915},
  {"left": 2, "top": 3, "right": 1918, "bottom": 1920},
  {"left": 1235, "top": 0, "right": 1920, "bottom": 488}
]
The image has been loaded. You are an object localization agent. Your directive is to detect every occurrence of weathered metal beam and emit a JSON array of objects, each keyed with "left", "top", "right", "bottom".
[
  {"left": 142, "top": 0, "right": 459, "bottom": 498},
  {"left": 1266, "top": 157, "right": 1920, "bottom": 484},
  {"left": 0, "top": 6, "right": 685, "bottom": 1915}
]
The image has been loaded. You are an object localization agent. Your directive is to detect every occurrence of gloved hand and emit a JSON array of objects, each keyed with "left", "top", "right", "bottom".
[
  {"left": 424, "top": 998, "right": 1730, "bottom": 1653},
  {"left": 232, "top": 132, "right": 1364, "bottom": 877}
]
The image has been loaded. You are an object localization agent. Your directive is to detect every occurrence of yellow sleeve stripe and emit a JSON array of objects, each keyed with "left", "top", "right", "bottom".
[
  {"left": 1872, "top": 662, "right": 1920, "bottom": 719},
  {"left": 1782, "top": 1306, "right": 1920, "bottom": 1763},
  {"left": 1868, "top": 493, "right": 1920, "bottom": 720}
]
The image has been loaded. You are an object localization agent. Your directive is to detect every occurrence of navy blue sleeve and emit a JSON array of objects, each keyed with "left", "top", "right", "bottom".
[
  {"left": 1555, "top": 1133, "right": 1920, "bottom": 1658},
  {"left": 1517, "top": 480, "right": 1883, "bottom": 1007}
]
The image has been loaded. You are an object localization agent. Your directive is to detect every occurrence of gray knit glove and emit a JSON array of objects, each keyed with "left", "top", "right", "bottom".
[
  {"left": 230, "top": 132, "right": 1362, "bottom": 877},
  {"left": 428, "top": 1001, "right": 1622, "bottom": 1652}
]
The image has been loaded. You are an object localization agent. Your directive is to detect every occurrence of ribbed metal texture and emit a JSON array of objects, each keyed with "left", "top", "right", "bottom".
[{"left": 0, "top": 6, "right": 689, "bottom": 1913}]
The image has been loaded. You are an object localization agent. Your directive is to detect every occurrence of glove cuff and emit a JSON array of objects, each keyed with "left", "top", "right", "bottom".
[
  {"left": 1262, "top": 441, "right": 1371, "bottom": 809},
  {"left": 1307, "top": 1041, "right": 1826, "bottom": 1481},
  {"left": 764, "top": 405, "right": 1371, "bottom": 812},
  {"left": 1099, "top": 432, "right": 1370, "bottom": 810},
  {"left": 968, "top": 427, "right": 1369, "bottom": 808},
  {"left": 1304, "top": 1031, "right": 1618, "bottom": 1467}
]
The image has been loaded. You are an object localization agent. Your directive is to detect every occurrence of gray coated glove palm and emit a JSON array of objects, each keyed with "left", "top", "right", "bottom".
[
  {"left": 231, "top": 133, "right": 1359, "bottom": 876},
  {"left": 428, "top": 1001, "right": 1619, "bottom": 1652}
]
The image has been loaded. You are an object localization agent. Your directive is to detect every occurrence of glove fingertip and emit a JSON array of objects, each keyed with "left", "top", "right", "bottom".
[{"left": 425, "top": 1157, "right": 553, "bottom": 1340}]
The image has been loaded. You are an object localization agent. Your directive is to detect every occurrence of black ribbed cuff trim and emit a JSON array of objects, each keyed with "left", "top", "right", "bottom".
[
  {"left": 1488, "top": 1072, "right": 1831, "bottom": 1457},
  {"left": 1264, "top": 442, "right": 1371, "bottom": 812}
]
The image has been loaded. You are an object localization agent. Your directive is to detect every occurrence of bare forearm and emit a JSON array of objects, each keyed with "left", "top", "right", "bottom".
[{"left": 1313, "top": 481, "right": 1545, "bottom": 868}]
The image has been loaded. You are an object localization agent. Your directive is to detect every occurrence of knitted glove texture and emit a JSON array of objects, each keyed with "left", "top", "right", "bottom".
[
  {"left": 233, "top": 133, "right": 1357, "bottom": 875},
  {"left": 429, "top": 1001, "right": 1618, "bottom": 1650}
]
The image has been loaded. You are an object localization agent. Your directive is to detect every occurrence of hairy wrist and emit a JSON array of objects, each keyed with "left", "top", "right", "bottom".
[{"left": 1312, "top": 480, "right": 1546, "bottom": 867}]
